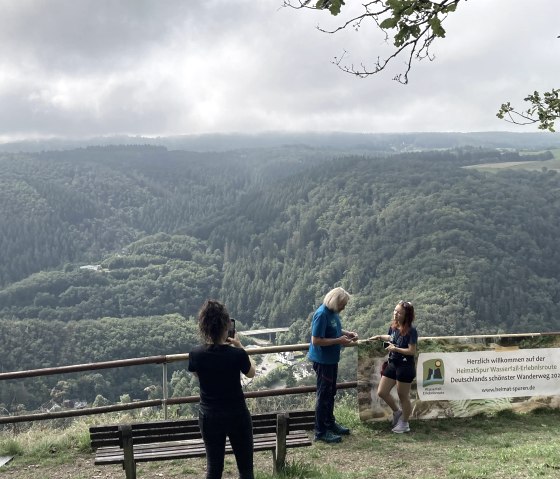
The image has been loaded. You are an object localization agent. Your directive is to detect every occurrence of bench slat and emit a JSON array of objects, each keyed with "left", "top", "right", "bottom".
[
  {"left": 95, "top": 432, "right": 312, "bottom": 465},
  {"left": 90, "top": 410, "right": 313, "bottom": 434}
]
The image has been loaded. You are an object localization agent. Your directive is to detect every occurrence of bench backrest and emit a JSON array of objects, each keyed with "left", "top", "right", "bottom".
[
  {"left": 89, "top": 409, "right": 315, "bottom": 449},
  {"left": 90, "top": 418, "right": 200, "bottom": 448}
]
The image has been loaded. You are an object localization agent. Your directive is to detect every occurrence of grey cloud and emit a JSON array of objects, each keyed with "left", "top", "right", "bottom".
[
  {"left": 0, "top": 0, "right": 558, "bottom": 139},
  {"left": 1, "top": 0, "right": 201, "bottom": 71}
]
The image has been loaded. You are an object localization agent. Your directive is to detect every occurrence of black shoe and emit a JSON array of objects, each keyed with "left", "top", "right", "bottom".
[
  {"left": 314, "top": 431, "right": 342, "bottom": 443},
  {"left": 329, "top": 422, "right": 350, "bottom": 435}
]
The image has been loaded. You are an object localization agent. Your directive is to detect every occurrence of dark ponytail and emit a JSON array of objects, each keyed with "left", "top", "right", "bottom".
[{"left": 198, "top": 299, "right": 230, "bottom": 344}]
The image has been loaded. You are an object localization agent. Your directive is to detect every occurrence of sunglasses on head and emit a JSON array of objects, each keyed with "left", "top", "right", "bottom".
[{"left": 398, "top": 300, "right": 412, "bottom": 308}]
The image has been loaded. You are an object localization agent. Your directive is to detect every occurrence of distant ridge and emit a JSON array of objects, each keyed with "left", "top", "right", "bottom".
[{"left": 1, "top": 131, "right": 560, "bottom": 153}]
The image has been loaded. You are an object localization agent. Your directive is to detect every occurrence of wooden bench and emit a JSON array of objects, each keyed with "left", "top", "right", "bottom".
[{"left": 89, "top": 409, "right": 315, "bottom": 479}]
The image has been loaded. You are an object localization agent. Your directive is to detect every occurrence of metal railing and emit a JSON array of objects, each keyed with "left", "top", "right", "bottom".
[{"left": 0, "top": 342, "right": 361, "bottom": 425}]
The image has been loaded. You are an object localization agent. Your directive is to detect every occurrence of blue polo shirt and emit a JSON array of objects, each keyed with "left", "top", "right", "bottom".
[{"left": 308, "top": 304, "right": 342, "bottom": 365}]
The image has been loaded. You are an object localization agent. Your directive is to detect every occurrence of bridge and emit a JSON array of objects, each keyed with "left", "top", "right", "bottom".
[{"left": 239, "top": 327, "right": 290, "bottom": 343}]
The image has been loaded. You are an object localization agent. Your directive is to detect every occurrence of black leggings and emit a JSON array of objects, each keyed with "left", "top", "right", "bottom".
[{"left": 199, "top": 408, "right": 254, "bottom": 479}]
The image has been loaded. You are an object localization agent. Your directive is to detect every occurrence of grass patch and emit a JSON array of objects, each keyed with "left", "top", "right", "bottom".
[
  {"left": 270, "top": 459, "right": 323, "bottom": 478},
  {"left": 0, "top": 418, "right": 92, "bottom": 465},
  {"left": 0, "top": 437, "right": 24, "bottom": 456}
]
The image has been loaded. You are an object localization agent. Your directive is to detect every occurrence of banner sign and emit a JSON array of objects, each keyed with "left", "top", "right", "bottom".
[
  {"left": 417, "top": 348, "right": 560, "bottom": 400},
  {"left": 357, "top": 333, "right": 560, "bottom": 422}
]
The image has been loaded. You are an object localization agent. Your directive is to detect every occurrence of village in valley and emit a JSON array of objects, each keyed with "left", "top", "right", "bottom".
[{"left": 241, "top": 328, "right": 313, "bottom": 388}]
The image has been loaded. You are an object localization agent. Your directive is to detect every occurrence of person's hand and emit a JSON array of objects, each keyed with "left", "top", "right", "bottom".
[
  {"left": 226, "top": 336, "right": 243, "bottom": 348},
  {"left": 368, "top": 335, "right": 381, "bottom": 341},
  {"left": 339, "top": 336, "right": 354, "bottom": 346},
  {"left": 345, "top": 331, "right": 359, "bottom": 341},
  {"left": 386, "top": 343, "right": 397, "bottom": 352}
]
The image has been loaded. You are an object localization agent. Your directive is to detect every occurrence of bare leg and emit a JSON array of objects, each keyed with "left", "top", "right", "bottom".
[
  {"left": 396, "top": 381, "right": 412, "bottom": 421},
  {"left": 377, "top": 376, "right": 398, "bottom": 411}
]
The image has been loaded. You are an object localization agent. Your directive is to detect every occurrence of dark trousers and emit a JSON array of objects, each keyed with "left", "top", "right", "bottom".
[
  {"left": 199, "top": 408, "right": 254, "bottom": 479},
  {"left": 313, "top": 362, "right": 338, "bottom": 436}
]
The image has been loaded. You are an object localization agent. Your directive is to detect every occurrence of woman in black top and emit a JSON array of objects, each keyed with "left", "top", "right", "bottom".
[
  {"left": 188, "top": 299, "right": 256, "bottom": 479},
  {"left": 370, "top": 300, "right": 418, "bottom": 434}
]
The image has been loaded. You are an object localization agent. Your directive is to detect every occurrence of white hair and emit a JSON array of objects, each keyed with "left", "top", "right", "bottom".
[{"left": 323, "top": 287, "right": 351, "bottom": 312}]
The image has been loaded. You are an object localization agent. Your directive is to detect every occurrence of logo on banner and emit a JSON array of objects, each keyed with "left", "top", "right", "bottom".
[{"left": 422, "top": 358, "right": 445, "bottom": 387}]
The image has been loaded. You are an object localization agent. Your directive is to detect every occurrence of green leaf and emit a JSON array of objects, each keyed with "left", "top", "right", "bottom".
[
  {"left": 385, "top": 0, "right": 402, "bottom": 9},
  {"left": 394, "top": 25, "right": 411, "bottom": 47},
  {"left": 316, "top": 0, "right": 345, "bottom": 15},
  {"left": 329, "top": 0, "right": 344, "bottom": 16},
  {"left": 380, "top": 17, "right": 399, "bottom": 29},
  {"left": 429, "top": 17, "right": 446, "bottom": 37}
]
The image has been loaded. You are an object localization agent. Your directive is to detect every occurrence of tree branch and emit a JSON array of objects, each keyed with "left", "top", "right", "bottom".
[
  {"left": 284, "top": 0, "right": 461, "bottom": 84},
  {"left": 285, "top": 1, "right": 559, "bottom": 131},
  {"left": 497, "top": 89, "right": 560, "bottom": 132}
]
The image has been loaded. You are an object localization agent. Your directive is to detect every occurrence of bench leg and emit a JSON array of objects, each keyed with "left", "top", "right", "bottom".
[
  {"left": 274, "top": 413, "right": 288, "bottom": 474},
  {"left": 119, "top": 425, "right": 137, "bottom": 479},
  {"left": 123, "top": 447, "right": 136, "bottom": 479}
]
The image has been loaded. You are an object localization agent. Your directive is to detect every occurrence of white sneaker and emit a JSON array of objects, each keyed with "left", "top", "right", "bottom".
[
  {"left": 392, "top": 409, "right": 402, "bottom": 427},
  {"left": 392, "top": 419, "right": 410, "bottom": 434}
]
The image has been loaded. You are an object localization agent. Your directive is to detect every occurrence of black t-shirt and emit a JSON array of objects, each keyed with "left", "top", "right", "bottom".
[
  {"left": 188, "top": 344, "right": 251, "bottom": 414},
  {"left": 388, "top": 326, "right": 418, "bottom": 365}
]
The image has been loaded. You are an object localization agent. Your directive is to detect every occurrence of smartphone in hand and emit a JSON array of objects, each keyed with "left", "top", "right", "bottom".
[
  {"left": 383, "top": 341, "right": 392, "bottom": 349},
  {"left": 228, "top": 318, "right": 236, "bottom": 338}
]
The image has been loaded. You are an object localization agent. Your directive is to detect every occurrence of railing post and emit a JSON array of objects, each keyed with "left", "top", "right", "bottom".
[{"left": 162, "top": 362, "right": 168, "bottom": 419}]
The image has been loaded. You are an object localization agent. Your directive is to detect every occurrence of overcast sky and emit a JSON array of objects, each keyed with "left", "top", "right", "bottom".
[{"left": 0, "top": 0, "right": 558, "bottom": 142}]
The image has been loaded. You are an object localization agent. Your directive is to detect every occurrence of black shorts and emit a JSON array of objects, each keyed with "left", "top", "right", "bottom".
[{"left": 383, "top": 359, "right": 416, "bottom": 383}]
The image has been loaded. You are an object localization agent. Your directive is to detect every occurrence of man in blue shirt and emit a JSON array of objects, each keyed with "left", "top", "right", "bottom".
[{"left": 308, "top": 287, "right": 358, "bottom": 443}]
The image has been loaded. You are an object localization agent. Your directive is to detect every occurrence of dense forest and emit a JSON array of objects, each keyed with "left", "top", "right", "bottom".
[{"left": 1, "top": 142, "right": 559, "bottom": 409}]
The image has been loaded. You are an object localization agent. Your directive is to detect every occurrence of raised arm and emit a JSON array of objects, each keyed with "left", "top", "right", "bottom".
[
  {"left": 312, "top": 335, "right": 355, "bottom": 346},
  {"left": 227, "top": 335, "right": 256, "bottom": 378}
]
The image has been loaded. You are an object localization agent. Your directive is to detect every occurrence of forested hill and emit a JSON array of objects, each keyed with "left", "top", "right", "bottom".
[
  {"left": 1, "top": 145, "right": 560, "bottom": 372},
  {"left": 0, "top": 145, "right": 329, "bottom": 287}
]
